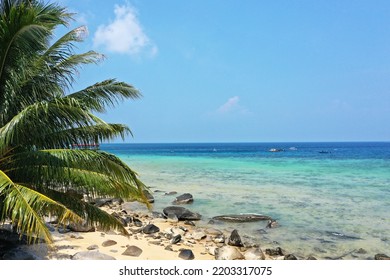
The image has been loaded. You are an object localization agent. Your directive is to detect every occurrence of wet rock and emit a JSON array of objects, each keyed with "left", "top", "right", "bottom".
[
  {"left": 228, "top": 229, "right": 244, "bottom": 247},
  {"left": 375, "top": 254, "right": 390, "bottom": 260},
  {"left": 284, "top": 254, "right": 298, "bottom": 260},
  {"left": 212, "top": 214, "right": 272, "bottom": 223},
  {"left": 143, "top": 224, "right": 160, "bottom": 234},
  {"left": 325, "top": 231, "right": 362, "bottom": 240},
  {"left": 172, "top": 193, "right": 194, "bottom": 205},
  {"left": 165, "top": 191, "right": 178, "bottom": 196},
  {"left": 72, "top": 251, "right": 116, "bottom": 260},
  {"left": 163, "top": 206, "right": 201, "bottom": 221},
  {"left": 215, "top": 246, "right": 245, "bottom": 260},
  {"left": 307, "top": 256, "right": 318, "bottom": 260},
  {"left": 356, "top": 248, "right": 367, "bottom": 254},
  {"left": 178, "top": 249, "right": 195, "bottom": 260},
  {"left": 102, "top": 240, "right": 117, "bottom": 247},
  {"left": 266, "top": 219, "right": 279, "bottom": 228},
  {"left": 122, "top": 245, "right": 143, "bottom": 257},
  {"left": 265, "top": 247, "right": 284, "bottom": 256}
]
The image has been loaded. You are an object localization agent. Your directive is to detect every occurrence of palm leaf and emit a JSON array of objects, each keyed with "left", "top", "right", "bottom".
[{"left": 0, "top": 170, "right": 82, "bottom": 243}]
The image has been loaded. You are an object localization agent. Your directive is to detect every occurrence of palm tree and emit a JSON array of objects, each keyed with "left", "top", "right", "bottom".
[{"left": 0, "top": 0, "right": 149, "bottom": 243}]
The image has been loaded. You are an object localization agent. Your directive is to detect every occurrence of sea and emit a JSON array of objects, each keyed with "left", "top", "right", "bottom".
[{"left": 101, "top": 142, "right": 390, "bottom": 260}]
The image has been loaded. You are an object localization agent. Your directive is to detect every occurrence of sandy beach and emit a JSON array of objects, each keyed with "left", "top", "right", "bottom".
[{"left": 43, "top": 201, "right": 277, "bottom": 261}]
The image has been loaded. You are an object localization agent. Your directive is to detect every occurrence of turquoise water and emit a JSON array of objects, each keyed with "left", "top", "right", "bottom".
[{"left": 103, "top": 142, "right": 390, "bottom": 259}]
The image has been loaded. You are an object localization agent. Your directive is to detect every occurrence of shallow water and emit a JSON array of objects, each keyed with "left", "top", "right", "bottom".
[{"left": 103, "top": 142, "right": 390, "bottom": 259}]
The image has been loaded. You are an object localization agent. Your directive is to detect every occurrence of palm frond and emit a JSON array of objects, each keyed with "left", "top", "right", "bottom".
[
  {"left": 0, "top": 170, "right": 82, "bottom": 243},
  {"left": 66, "top": 79, "right": 141, "bottom": 112}
]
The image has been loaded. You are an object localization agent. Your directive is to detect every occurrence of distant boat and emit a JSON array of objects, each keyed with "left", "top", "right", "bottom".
[
  {"left": 318, "top": 150, "right": 331, "bottom": 154},
  {"left": 269, "top": 148, "right": 284, "bottom": 152}
]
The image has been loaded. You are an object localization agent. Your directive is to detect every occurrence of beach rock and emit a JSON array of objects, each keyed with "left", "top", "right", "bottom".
[
  {"left": 152, "top": 211, "right": 166, "bottom": 219},
  {"left": 68, "top": 222, "right": 95, "bottom": 233},
  {"left": 72, "top": 251, "right": 116, "bottom": 260},
  {"left": 170, "top": 226, "right": 186, "bottom": 236},
  {"left": 374, "top": 254, "right": 390, "bottom": 260},
  {"left": 265, "top": 247, "right": 285, "bottom": 256},
  {"left": 143, "top": 224, "right": 160, "bottom": 234},
  {"left": 165, "top": 191, "right": 178, "bottom": 196},
  {"left": 184, "top": 221, "right": 196, "bottom": 226},
  {"left": 284, "top": 254, "right": 298, "bottom": 260},
  {"left": 228, "top": 229, "right": 244, "bottom": 247},
  {"left": 163, "top": 206, "right": 201, "bottom": 221},
  {"left": 172, "top": 193, "right": 194, "bottom": 205},
  {"left": 212, "top": 214, "right": 272, "bottom": 223},
  {"left": 87, "top": 244, "right": 99, "bottom": 250},
  {"left": 93, "top": 198, "right": 112, "bottom": 207},
  {"left": 191, "top": 229, "right": 206, "bottom": 240},
  {"left": 205, "top": 228, "right": 223, "bottom": 236},
  {"left": 266, "top": 219, "right": 279, "bottom": 228},
  {"left": 170, "top": 234, "right": 181, "bottom": 244},
  {"left": 306, "top": 256, "right": 317, "bottom": 260},
  {"left": 178, "top": 249, "right": 195, "bottom": 260},
  {"left": 133, "top": 218, "right": 143, "bottom": 227},
  {"left": 244, "top": 247, "right": 266, "bottom": 260},
  {"left": 215, "top": 246, "right": 245, "bottom": 260},
  {"left": 111, "top": 212, "right": 128, "bottom": 226},
  {"left": 102, "top": 240, "right": 117, "bottom": 247},
  {"left": 122, "top": 245, "right": 143, "bottom": 257},
  {"left": 167, "top": 213, "right": 179, "bottom": 223},
  {"left": 213, "top": 234, "right": 225, "bottom": 244}
]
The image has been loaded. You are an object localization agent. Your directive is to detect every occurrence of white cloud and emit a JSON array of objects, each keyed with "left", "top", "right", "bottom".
[
  {"left": 215, "top": 96, "right": 252, "bottom": 117},
  {"left": 93, "top": 4, "right": 157, "bottom": 56},
  {"left": 217, "top": 96, "right": 241, "bottom": 113}
]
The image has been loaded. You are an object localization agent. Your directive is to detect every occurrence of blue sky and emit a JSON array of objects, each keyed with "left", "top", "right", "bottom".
[{"left": 56, "top": 0, "right": 390, "bottom": 143}]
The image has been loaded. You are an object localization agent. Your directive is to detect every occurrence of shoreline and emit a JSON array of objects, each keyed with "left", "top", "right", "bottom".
[{"left": 46, "top": 202, "right": 279, "bottom": 260}]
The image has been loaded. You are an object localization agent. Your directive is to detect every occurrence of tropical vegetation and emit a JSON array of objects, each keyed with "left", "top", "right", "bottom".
[{"left": 0, "top": 0, "right": 148, "bottom": 243}]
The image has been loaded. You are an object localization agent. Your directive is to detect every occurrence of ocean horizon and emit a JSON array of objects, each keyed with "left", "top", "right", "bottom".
[{"left": 101, "top": 141, "right": 390, "bottom": 260}]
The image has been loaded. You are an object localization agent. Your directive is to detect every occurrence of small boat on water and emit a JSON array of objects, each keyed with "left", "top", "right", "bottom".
[{"left": 269, "top": 148, "right": 284, "bottom": 152}]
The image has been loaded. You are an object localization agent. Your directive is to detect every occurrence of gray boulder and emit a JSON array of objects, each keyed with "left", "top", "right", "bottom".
[
  {"left": 122, "top": 245, "right": 143, "bottom": 257},
  {"left": 212, "top": 214, "right": 272, "bottom": 223},
  {"left": 143, "top": 224, "right": 160, "bottom": 234},
  {"left": 173, "top": 193, "right": 194, "bottom": 205},
  {"left": 163, "top": 206, "right": 201, "bottom": 221},
  {"left": 244, "top": 247, "right": 265, "bottom": 260},
  {"left": 228, "top": 229, "right": 243, "bottom": 247},
  {"left": 178, "top": 249, "right": 195, "bottom": 260},
  {"left": 215, "top": 246, "right": 244, "bottom": 260}
]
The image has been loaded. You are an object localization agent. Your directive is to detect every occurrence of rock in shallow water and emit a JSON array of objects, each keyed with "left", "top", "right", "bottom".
[
  {"left": 212, "top": 214, "right": 272, "bottom": 223},
  {"left": 172, "top": 193, "right": 194, "bottom": 205},
  {"left": 163, "top": 206, "right": 201, "bottom": 221}
]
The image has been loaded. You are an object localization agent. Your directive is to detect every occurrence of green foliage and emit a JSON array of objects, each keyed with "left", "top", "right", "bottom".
[{"left": 0, "top": 0, "right": 148, "bottom": 243}]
